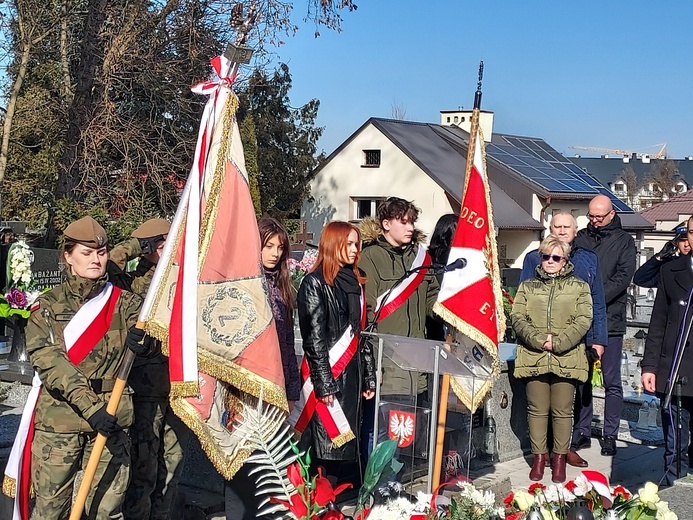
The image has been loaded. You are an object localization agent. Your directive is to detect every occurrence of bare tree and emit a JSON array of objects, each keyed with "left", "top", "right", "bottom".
[
  {"left": 390, "top": 99, "right": 407, "bottom": 120},
  {"left": 616, "top": 166, "right": 640, "bottom": 209},
  {"left": 0, "top": 0, "right": 58, "bottom": 186},
  {"left": 0, "top": 0, "right": 361, "bottom": 241},
  {"left": 647, "top": 158, "right": 679, "bottom": 203}
]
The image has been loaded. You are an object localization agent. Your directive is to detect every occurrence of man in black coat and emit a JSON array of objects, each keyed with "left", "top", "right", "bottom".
[
  {"left": 633, "top": 222, "right": 690, "bottom": 288},
  {"left": 642, "top": 216, "right": 693, "bottom": 486},
  {"left": 574, "top": 194, "right": 636, "bottom": 456}
]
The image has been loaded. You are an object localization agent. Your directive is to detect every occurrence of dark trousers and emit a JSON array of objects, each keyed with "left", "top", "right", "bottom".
[
  {"left": 601, "top": 336, "right": 624, "bottom": 437},
  {"left": 572, "top": 348, "right": 594, "bottom": 445},
  {"left": 224, "top": 459, "right": 262, "bottom": 520},
  {"left": 659, "top": 394, "right": 693, "bottom": 486},
  {"left": 572, "top": 336, "right": 624, "bottom": 443}
]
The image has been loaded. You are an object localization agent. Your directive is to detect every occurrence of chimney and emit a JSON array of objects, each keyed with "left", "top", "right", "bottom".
[{"left": 440, "top": 109, "right": 494, "bottom": 140}]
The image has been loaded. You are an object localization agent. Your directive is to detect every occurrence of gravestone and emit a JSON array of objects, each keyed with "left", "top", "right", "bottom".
[
  {"left": 1, "top": 246, "right": 62, "bottom": 380},
  {"left": 30, "top": 247, "right": 63, "bottom": 291}
]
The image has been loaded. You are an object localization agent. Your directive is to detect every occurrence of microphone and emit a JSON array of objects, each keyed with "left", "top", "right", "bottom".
[{"left": 443, "top": 258, "right": 467, "bottom": 272}]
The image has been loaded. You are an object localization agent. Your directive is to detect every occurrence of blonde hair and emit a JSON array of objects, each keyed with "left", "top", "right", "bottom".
[{"left": 538, "top": 235, "right": 570, "bottom": 258}]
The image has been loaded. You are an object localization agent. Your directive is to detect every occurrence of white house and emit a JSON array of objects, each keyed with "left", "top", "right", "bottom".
[{"left": 303, "top": 112, "right": 651, "bottom": 269}]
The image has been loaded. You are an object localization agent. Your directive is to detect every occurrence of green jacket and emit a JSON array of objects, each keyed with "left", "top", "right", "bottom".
[
  {"left": 359, "top": 233, "right": 439, "bottom": 395},
  {"left": 510, "top": 262, "right": 592, "bottom": 382},
  {"left": 109, "top": 238, "right": 169, "bottom": 400},
  {"left": 27, "top": 271, "right": 141, "bottom": 433}
]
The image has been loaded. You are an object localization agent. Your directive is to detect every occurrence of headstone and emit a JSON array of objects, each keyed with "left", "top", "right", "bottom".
[{"left": 29, "top": 247, "right": 63, "bottom": 291}]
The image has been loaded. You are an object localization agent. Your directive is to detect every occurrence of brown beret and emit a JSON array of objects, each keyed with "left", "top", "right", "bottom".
[
  {"left": 63, "top": 216, "right": 108, "bottom": 248},
  {"left": 131, "top": 218, "right": 171, "bottom": 240}
]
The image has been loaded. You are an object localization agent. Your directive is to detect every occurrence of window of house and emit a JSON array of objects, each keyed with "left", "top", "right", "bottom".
[
  {"left": 363, "top": 149, "right": 381, "bottom": 167},
  {"left": 446, "top": 116, "right": 451, "bottom": 123},
  {"left": 614, "top": 182, "right": 625, "bottom": 193},
  {"left": 352, "top": 197, "right": 385, "bottom": 219}
]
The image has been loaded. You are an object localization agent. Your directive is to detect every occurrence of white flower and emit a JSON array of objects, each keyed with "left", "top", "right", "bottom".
[
  {"left": 655, "top": 499, "right": 677, "bottom": 519},
  {"left": 25, "top": 290, "right": 41, "bottom": 307},
  {"left": 571, "top": 474, "right": 593, "bottom": 497},
  {"left": 541, "top": 484, "right": 576, "bottom": 503},
  {"left": 414, "top": 491, "right": 432, "bottom": 512},
  {"left": 367, "top": 498, "right": 416, "bottom": 520},
  {"left": 638, "top": 482, "right": 660, "bottom": 509}
]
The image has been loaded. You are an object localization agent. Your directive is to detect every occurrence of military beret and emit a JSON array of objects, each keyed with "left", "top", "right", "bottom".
[
  {"left": 63, "top": 216, "right": 108, "bottom": 248},
  {"left": 132, "top": 218, "right": 171, "bottom": 240}
]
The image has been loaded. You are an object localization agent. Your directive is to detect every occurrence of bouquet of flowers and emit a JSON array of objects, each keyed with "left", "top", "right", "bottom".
[
  {"left": 288, "top": 250, "right": 318, "bottom": 290},
  {"left": 269, "top": 448, "right": 353, "bottom": 520},
  {"left": 591, "top": 360, "right": 604, "bottom": 388},
  {"left": 503, "top": 472, "right": 677, "bottom": 520},
  {"left": 0, "top": 240, "right": 41, "bottom": 319}
]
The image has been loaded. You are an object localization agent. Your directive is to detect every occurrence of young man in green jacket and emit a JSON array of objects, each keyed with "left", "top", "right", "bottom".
[{"left": 359, "top": 198, "right": 439, "bottom": 457}]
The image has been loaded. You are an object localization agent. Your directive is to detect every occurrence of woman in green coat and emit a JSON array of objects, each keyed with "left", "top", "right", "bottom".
[{"left": 511, "top": 235, "right": 592, "bottom": 484}]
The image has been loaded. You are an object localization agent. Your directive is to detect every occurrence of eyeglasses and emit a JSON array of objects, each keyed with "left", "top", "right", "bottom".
[
  {"left": 541, "top": 254, "right": 564, "bottom": 262},
  {"left": 587, "top": 210, "right": 613, "bottom": 221}
]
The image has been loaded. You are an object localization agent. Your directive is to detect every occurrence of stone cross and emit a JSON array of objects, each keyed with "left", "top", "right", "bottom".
[{"left": 292, "top": 221, "right": 314, "bottom": 247}]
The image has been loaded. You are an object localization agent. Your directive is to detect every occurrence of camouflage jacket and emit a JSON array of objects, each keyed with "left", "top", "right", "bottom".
[
  {"left": 109, "top": 238, "right": 169, "bottom": 400},
  {"left": 27, "top": 270, "right": 142, "bottom": 433}
]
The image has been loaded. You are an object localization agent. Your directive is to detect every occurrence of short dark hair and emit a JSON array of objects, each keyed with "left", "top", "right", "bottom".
[{"left": 376, "top": 197, "right": 420, "bottom": 225}]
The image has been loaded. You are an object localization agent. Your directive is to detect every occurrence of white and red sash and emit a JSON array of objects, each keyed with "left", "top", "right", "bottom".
[
  {"left": 3, "top": 283, "right": 121, "bottom": 520},
  {"left": 374, "top": 244, "right": 431, "bottom": 322},
  {"left": 288, "top": 291, "right": 366, "bottom": 447}
]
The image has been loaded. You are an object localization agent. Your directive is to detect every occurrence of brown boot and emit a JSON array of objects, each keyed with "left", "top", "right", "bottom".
[
  {"left": 552, "top": 453, "right": 567, "bottom": 483},
  {"left": 529, "top": 453, "right": 548, "bottom": 481},
  {"left": 566, "top": 451, "right": 588, "bottom": 468}
]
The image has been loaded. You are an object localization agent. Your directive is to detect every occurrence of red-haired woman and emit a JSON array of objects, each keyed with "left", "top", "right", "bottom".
[{"left": 296, "top": 221, "right": 376, "bottom": 482}]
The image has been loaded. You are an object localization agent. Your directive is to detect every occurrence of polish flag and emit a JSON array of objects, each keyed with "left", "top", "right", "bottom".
[{"left": 433, "top": 120, "right": 503, "bottom": 410}]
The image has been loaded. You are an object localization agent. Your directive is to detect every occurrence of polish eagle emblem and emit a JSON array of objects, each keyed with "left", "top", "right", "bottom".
[{"left": 388, "top": 410, "right": 415, "bottom": 448}]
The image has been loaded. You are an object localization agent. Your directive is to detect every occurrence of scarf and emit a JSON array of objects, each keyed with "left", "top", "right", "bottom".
[{"left": 334, "top": 266, "right": 362, "bottom": 333}]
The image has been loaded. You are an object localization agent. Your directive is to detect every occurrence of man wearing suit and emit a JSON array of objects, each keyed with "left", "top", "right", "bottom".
[{"left": 642, "top": 216, "right": 693, "bottom": 486}]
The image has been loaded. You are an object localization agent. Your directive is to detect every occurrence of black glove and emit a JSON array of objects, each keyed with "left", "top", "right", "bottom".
[
  {"left": 125, "top": 326, "right": 149, "bottom": 356},
  {"left": 87, "top": 406, "right": 118, "bottom": 437},
  {"left": 657, "top": 239, "right": 678, "bottom": 260}
]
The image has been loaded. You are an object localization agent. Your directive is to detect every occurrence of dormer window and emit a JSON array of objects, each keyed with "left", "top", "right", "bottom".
[{"left": 363, "top": 149, "right": 381, "bottom": 168}]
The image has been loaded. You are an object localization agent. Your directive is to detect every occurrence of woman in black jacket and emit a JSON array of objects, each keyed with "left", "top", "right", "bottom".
[{"left": 297, "top": 221, "right": 376, "bottom": 483}]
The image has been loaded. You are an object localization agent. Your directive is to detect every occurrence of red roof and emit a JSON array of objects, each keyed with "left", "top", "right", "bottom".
[{"left": 639, "top": 190, "right": 693, "bottom": 224}]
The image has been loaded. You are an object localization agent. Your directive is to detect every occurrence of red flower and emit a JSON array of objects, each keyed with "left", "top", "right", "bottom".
[
  {"left": 269, "top": 492, "right": 308, "bottom": 518},
  {"left": 528, "top": 482, "right": 546, "bottom": 494},
  {"left": 321, "top": 511, "right": 345, "bottom": 520},
  {"left": 312, "top": 467, "right": 353, "bottom": 507},
  {"left": 287, "top": 462, "right": 306, "bottom": 489},
  {"left": 503, "top": 492, "right": 515, "bottom": 508},
  {"left": 565, "top": 480, "right": 577, "bottom": 493},
  {"left": 507, "top": 513, "right": 523, "bottom": 520},
  {"left": 613, "top": 485, "right": 630, "bottom": 500}
]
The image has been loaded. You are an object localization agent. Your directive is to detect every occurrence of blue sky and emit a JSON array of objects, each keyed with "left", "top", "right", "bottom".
[{"left": 261, "top": 0, "right": 693, "bottom": 159}]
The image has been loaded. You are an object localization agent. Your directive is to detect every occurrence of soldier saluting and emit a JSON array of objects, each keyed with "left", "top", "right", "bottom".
[
  {"left": 108, "top": 218, "right": 189, "bottom": 520},
  {"left": 3, "top": 216, "right": 153, "bottom": 520}
]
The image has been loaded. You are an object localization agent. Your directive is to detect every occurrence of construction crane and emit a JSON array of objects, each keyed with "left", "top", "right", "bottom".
[{"left": 569, "top": 143, "right": 668, "bottom": 160}]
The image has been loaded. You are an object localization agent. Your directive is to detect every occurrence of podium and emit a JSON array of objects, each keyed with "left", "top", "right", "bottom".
[{"left": 364, "top": 332, "right": 494, "bottom": 493}]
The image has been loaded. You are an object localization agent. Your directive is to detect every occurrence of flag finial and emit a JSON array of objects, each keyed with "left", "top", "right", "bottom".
[{"left": 474, "top": 61, "right": 484, "bottom": 110}]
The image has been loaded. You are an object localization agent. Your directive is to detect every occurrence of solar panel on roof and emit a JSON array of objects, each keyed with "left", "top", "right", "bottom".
[{"left": 484, "top": 134, "right": 635, "bottom": 213}]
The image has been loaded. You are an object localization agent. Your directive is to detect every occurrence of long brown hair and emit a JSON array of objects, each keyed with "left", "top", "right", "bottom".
[
  {"left": 311, "top": 221, "right": 367, "bottom": 286},
  {"left": 258, "top": 217, "right": 295, "bottom": 312}
]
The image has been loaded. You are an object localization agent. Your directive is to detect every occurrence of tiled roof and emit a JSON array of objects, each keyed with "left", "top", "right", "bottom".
[{"left": 639, "top": 189, "right": 693, "bottom": 224}]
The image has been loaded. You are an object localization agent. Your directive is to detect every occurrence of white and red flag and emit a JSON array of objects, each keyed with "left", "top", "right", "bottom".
[
  {"left": 139, "top": 55, "right": 288, "bottom": 479},
  {"left": 433, "top": 114, "right": 503, "bottom": 412}
]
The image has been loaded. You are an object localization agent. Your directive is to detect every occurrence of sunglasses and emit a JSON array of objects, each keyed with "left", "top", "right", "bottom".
[{"left": 541, "top": 254, "right": 564, "bottom": 262}]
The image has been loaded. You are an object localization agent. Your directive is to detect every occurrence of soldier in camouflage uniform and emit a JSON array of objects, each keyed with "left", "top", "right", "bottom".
[
  {"left": 109, "top": 219, "right": 190, "bottom": 520},
  {"left": 27, "top": 216, "right": 150, "bottom": 520}
]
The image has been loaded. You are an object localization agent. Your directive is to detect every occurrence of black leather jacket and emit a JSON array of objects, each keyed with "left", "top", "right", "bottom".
[{"left": 297, "top": 267, "right": 375, "bottom": 460}]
